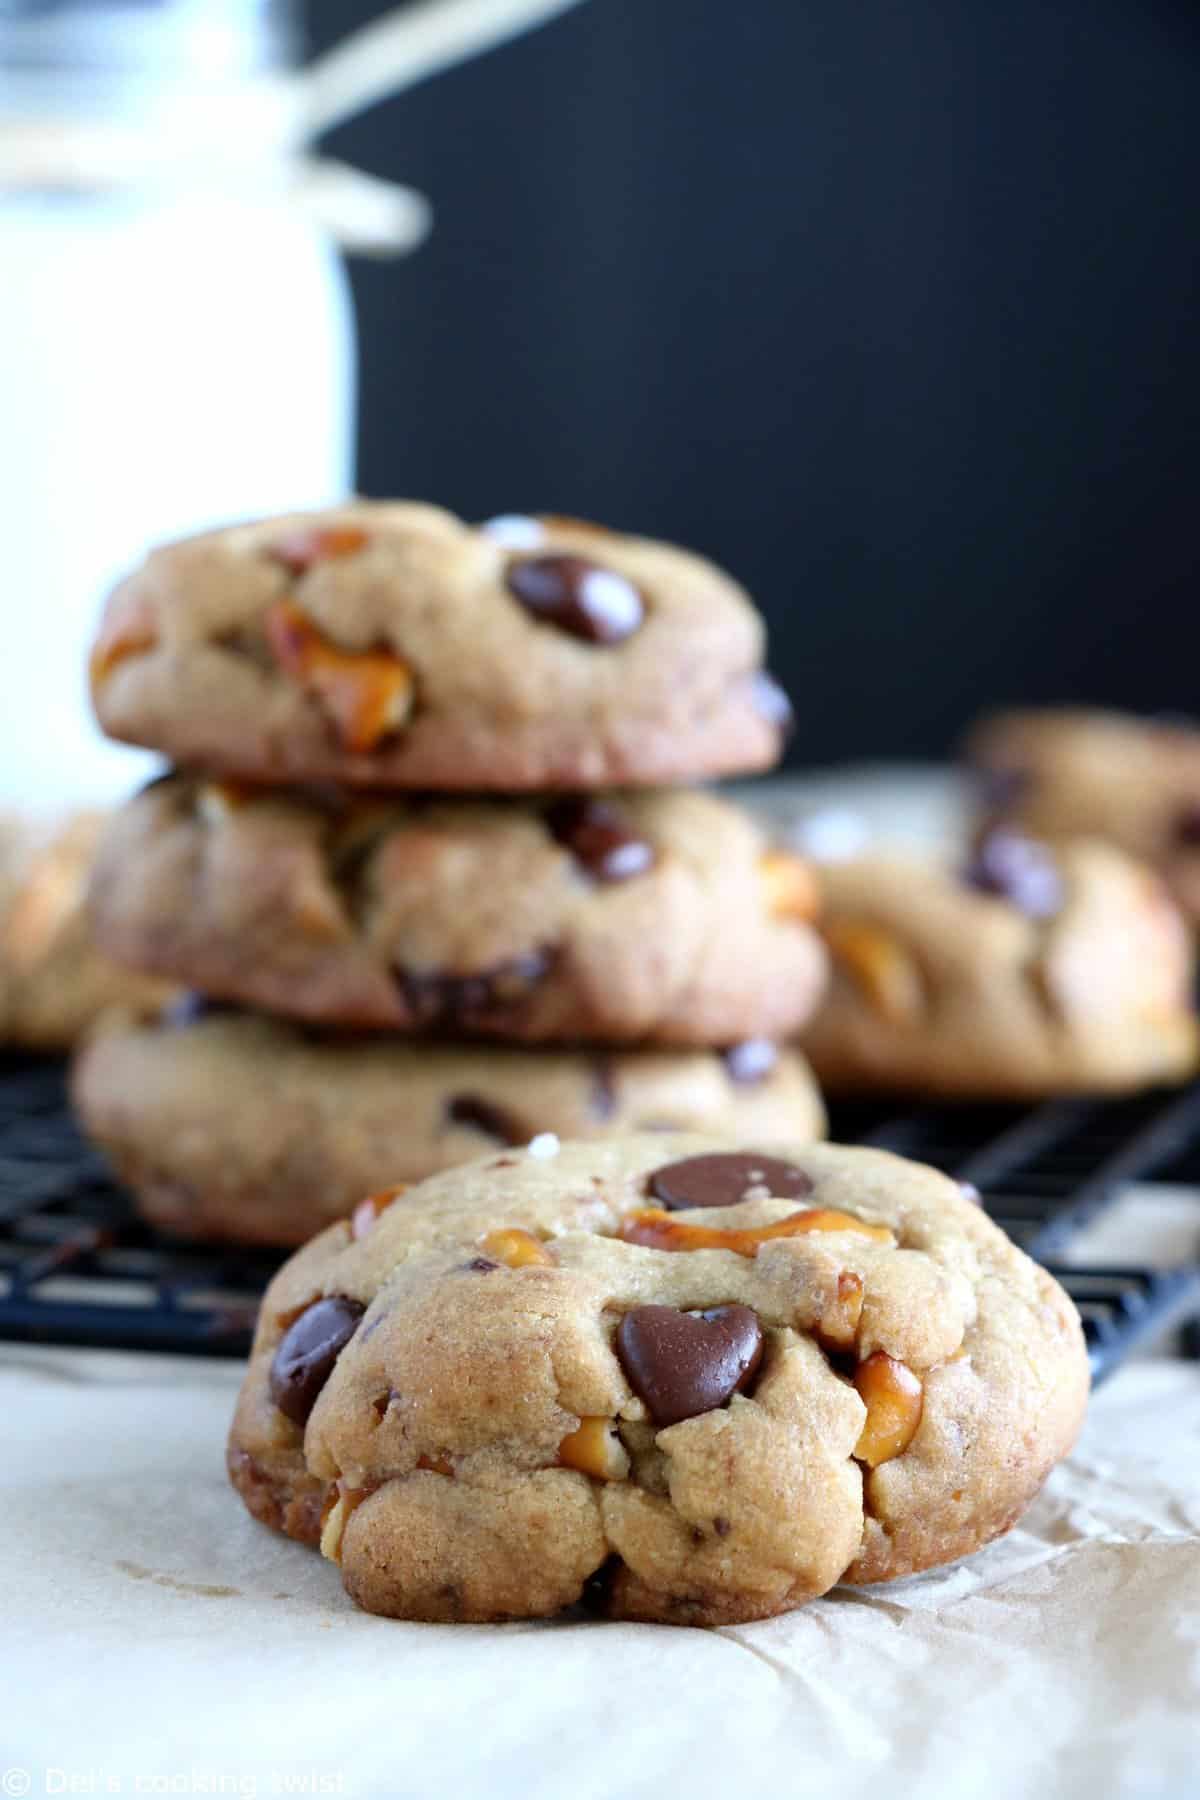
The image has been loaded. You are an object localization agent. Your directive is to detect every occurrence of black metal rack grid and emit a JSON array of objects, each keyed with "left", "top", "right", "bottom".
[{"left": 1, "top": 1052, "right": 1199, "bottom": 1381}]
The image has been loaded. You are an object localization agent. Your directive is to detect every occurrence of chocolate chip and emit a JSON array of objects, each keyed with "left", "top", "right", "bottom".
[
  {"left": 506, "top": 555, "right": 644, "bottom": 643},
  {"left": 962, "top": 828, "right": 1064, "bottom": 918},
  {"left": 160, "top": 991, "right": 236, "bottom": 1028},
  {"left": 713, "top": 1516, "right": 731, "bottom": 1537},
  {"left": 546, "top": 797, "right": 655, "bottom": 882},
  {"left": 444, "top": 1094, "right": 526, "bottom": 1145},
  {"left": 463, "top": 1257, "right": 500, "bottom": 1274},
  {"left": 1174, "top": 803, "right": 1200, "bottom": 847},
  {"left": 648, "top": 1151, "right": 813, "bottom": 1211},
  {"left": 752, "top": 671, "right": 794, "bottom": 737},
  {"left": 616, "top": 1304, "right": 764, "bottom": 1427},
  {"left": 722, "top": 1040, "right": 779, "bottom": 1085},
  {"left": 268, "top": 1296, "right": 365, "bottom": 1426},
  {"left": 397, "top": 948, "right": 554, "bottom": 1029},
  {"left": 974, "top": 764, "right": 1031, "bottom": 814}
]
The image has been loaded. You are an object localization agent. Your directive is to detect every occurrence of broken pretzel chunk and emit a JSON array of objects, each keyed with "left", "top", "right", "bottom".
[
  {"left": 825, "top": 918, "right": 925, "bottom": 1025},
  {"left": 89, "top": 596, "right": 157, "bottom": 686},
  {"left": 264, "top": 600, "right": 415, "bottom": 754},
  {"left": 557, "top": 1417, "right": 630, "bottom": 1481},
  {"left": 351, "top": 1187, "right": 406, "bottom": 1241},
  {"left": 618, "top": 1206, "right": 892, "bottom": 1256},
  {"left": 268, "top": 524, "right": 369, "bottom": 576},
  {"left": 479, "top": 1227, "right": 554, "bottom": 1269},
  {"left": 853, "top": 1351, "right": 924, "bottom": 1466},
  {"left": 760, "top": 849, "right": 820, "bottom": 922}
]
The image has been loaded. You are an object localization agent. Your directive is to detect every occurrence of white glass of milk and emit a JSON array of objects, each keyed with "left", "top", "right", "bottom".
[{"left": 0, "top": 0, "right": 357, "bottom": 809}]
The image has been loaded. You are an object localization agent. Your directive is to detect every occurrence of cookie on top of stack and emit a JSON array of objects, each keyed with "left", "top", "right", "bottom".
[{"left": 74, "top": 503, "right": 830, "bottom": 1244}]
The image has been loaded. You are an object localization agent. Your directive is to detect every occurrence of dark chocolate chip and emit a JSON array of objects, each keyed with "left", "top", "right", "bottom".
[
  {"left": 160, "top": 991, "right": 236, "bottom": 1028},
  {"left": 722, "top": 1040, "right": 779, "bottom": 1085},
  {"left": 444, "top": 1094, "right": 526, "bottom": 1145},
  {"left": 648, "top": 1151, "right": 813, "bottom": 1211},
  {"left": 463, "top": 1256, "right": 500, "bottom": 1274},
  {"left": 752, "top": 671, "right": 794, "bottom": 737},
  {"left": 506, "top": 554, "right": 643, "bottom": 644},
  {"left": 713, "top": 1516, "right": 731, "bottom": 1537},
  {"left": 396, "top": 948, "right": 554, "bottom": 1029},
  {"left": 616, "top": 1304, "right": 764, "bottom": 1427},
  {"left": 962, "top": 828, "right": 1064, "bottom": 918},
  {"left": 546, "top": 797, "right": 655, "bottom": 882},
  {"left": 1174, "top": 803, "right": 1200, "bottom": 848},
  {"left": 268, "top": 1296, "right": 365, "bottom": 1426}
]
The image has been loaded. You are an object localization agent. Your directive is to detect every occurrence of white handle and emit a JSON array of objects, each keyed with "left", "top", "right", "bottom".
[{"left": 301, "top": 0, "right": 590, "bottom": 139}]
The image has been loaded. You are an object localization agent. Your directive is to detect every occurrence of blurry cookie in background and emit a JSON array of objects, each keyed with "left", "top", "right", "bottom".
[
  {"left": 967, "top": 707, "right": 1200, "bottom": 926},
  {"left": 0, "top": 811, "right": 174, "bottom": 1050},
  {"left": 72, "top": 1008, "right": 826, "bottom": 1245},
  {"left": 801, "top": 829, "right": 1198, "bottom": 1098}
]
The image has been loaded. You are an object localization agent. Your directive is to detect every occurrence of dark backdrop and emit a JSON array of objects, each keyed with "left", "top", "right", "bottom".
[{"left": 310, "top": 0, "right": 1200, "bottom": 766}]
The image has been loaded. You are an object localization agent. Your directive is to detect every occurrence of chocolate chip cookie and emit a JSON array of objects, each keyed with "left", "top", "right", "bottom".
[
  {"left": 89, "top": 504, "right": 790, "bottom": 790},
  {"left": 88, "top": 776, "right": 827, "bottom": 1045},
  {"left": 72, "top": 1009, "right": 825, "bottom": 1245},
  {"left": 227, "top": 1133, "right": 1089, "bottom": 1624},
  {"left": 967, "top": 707, "right": 1200, "bottom": 925},
  {"left": 801, "top": 833, "right": 1198, "bottom": 1097},
  {"left": 0, "top": 811, "right": 173, "bottom": 1049}
]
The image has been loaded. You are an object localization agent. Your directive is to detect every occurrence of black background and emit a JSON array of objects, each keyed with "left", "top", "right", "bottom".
[{"left": 310, "top": 0, "right": 1200, "bottom": 766}]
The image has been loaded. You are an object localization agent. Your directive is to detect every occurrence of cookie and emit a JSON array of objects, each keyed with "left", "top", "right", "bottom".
[
  {"left": 88, "top": 504, "right": 791, "bottom": 790},
  {"left": 88, "top": 776, "right": 828, "bottom": 1045},
  {"left": 0, "top": 811, "right": 173, "bottom": 1050},
  {"left": 226, "top": 1133, "right": 1089, "bottom": 1624},
  {"left": 801, "top": 832, "right": 1198, "bottom": 1097},
  {"left": 967, "top": 707, "right": 1200, "bottom": 925},
  {"left": 72, "top": 1009, "right": 825, "bottom": 1245}
]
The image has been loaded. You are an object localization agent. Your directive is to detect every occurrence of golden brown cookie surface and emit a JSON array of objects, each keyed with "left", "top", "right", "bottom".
[
  {"left": 74, "top": 1010, "right": 825, "bottom": 1245},
  {"left": 802, "top": 835, "right": 1197, "bottom": 1097},
  {"left": 228, "top": 1134, "right": 1089, "bottom": 1625},
  {"left": 89, "top": 504, "right": 790, "bottom": 790},
  {"left": 88, "top": 776, "right": 827, "bottom": 1045}
]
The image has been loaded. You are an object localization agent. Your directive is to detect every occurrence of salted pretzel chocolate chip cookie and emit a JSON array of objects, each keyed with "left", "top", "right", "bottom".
[
  {"left": 89, "top": 504, "right": 790, "bottom": 790},
  {"left": 88, "top": 776, "right": 827, "bottom": 1045},
  {"left": 802, "top": 830, "right": 1197, "bottom": 1097},
  {"left": 227, "top": 1134, "right": 1089, "bottom": 1625}
]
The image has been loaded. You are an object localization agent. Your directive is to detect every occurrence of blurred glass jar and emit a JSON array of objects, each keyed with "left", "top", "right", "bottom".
[{"left": 0, "top": 0, "right": 356, "bottom": 807}]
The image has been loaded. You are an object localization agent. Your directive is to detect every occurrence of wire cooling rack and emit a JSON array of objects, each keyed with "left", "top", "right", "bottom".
[{"left": 1, "top": 1052, "right": 1199, "bottom": 1378}]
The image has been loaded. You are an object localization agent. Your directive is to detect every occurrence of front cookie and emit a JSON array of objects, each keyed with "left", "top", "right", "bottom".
[
  {"left": 227, "top": 1135, "right": 1089, "bottom": 1625},
  {"left": 89, "top": 503, "right": 790, "bottom": 790},
  {"left": 73, "top": 1009, "right": 825, "bottom": 1245},
  {"left": 89, "top": 777, "right": 827, "bottom": 1045}
]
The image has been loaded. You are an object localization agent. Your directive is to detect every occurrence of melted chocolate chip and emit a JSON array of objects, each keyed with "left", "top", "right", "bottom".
[
  {"left": 648, "top": 1151, "right": 813, "bottom": 1211},
  {"left": 506, "top": 555, "right": 644, "bottom": 644},
  {"left": 752, "top": 671, "right": 794, "bottom": 737},
  {"left": 1174, "top": 803, "right": 1200, "bottom": 847},
  {"left": 396, "top": 948, "right": 554, "bottom": 1029},
  {"left": 268, "top": 1296, "right": 365, "bottom": 1426},
  {"left": 962, "top": 828, "right": 1064, "bottom": 919},
  {"left": 616, "top": 1304, "right": 764, "bottom": 1427},
  {"left": 546, "top": 797, "right": 655, "bottom": 882},
  {"left": 444, "top": 1094, "right": 526, "bottom": 1145},
  {"left": 722, "top": 1040, "right": 779, "bottom": 1085},
  {"left": 160, "top": 992, "right": 236, "bottom": 1028}
]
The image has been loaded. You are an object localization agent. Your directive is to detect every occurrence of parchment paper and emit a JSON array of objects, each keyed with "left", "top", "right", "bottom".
[{"left": 3, "top": 1345, "right": 1197, "bottom": 1800}]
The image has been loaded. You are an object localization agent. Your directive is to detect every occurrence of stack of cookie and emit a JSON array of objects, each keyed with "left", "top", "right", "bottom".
[{"left": 74, "top": 503, "right": 830, "bottom": 1245}]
